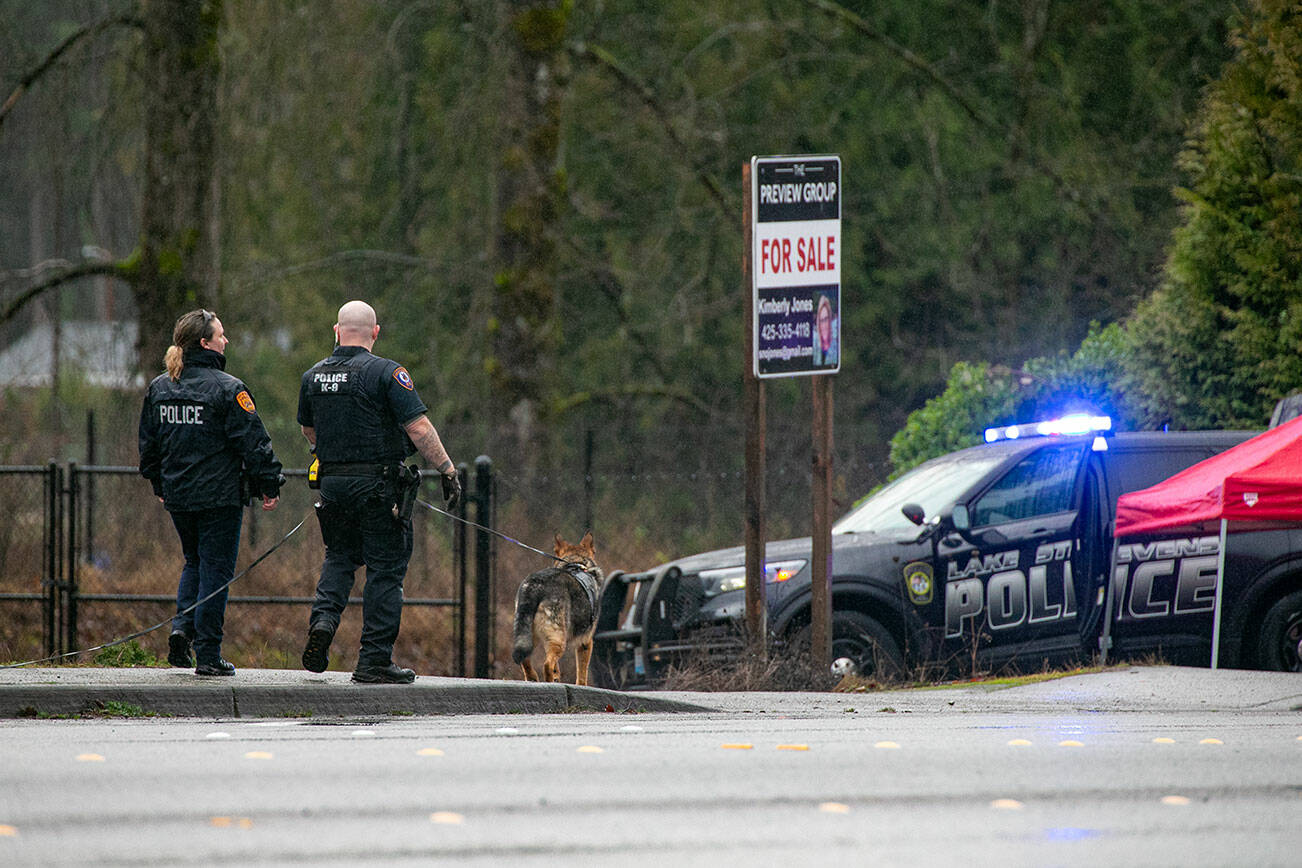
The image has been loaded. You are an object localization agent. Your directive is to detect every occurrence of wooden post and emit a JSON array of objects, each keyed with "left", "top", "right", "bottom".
[
  {"left": 743, "top": 161, "right": 767, "bottom": 659},
  {"left": 811, "top": 375, "right": 834, "bottom": 674}
]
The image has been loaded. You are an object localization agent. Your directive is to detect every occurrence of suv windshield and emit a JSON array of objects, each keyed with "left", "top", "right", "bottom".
[{"left": 833, "top": 452, "right": 1006, "bottom": 535}]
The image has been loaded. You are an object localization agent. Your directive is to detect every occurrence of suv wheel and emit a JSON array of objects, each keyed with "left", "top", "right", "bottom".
[
  {"left": 792, "top": 611, "right": 906, "bottom": 681},
  {"left": 1257, "top": 589, "right": 1302, "bottom": 672}
]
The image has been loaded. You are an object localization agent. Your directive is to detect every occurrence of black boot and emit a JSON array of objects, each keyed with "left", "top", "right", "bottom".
[
  {"left": 301, "top": 625, "right": 335, "bottom": 673},
  {"left": 195, "top": 658, "right": 236, "bottom": 677},
  {"left": 167, "top": 631, "right": 193, "bottom": 668},
  {"left": 352, "top": 663, "right": 415, "bottom": 684}
]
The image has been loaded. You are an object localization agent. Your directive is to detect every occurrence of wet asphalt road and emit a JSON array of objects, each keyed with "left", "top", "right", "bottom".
[{"left": 1, "top": 685, "right": 1299, "bottom": 866}]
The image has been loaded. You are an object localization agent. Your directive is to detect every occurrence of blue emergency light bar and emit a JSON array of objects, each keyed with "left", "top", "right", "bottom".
[{"left": 984, "top": 413, "right": 1112, "bottom": 444}]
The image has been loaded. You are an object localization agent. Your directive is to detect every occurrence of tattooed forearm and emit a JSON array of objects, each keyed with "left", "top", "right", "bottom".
[{"left": 403, "top": 415, "right": 454, "bottom": 474}]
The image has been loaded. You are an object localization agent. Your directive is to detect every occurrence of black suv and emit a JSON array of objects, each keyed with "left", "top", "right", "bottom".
[{"left": 590, "top": 426, "right": 1302, "bottom": 687}]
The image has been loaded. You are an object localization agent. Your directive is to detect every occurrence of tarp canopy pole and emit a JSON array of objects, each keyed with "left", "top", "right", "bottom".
[
  {"left": 1210, "top": 518, "right": 1228, "bottom": 669},
  {"left": 1100, "top": 533, "right": 1120, "bottom": 666}
]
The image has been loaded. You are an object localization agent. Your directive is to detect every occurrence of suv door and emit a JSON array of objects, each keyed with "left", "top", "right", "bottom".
[{"left": 939, "top": 442, "right": 1089, "bottom": 671}]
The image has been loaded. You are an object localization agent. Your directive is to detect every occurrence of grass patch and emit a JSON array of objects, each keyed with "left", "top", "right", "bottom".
[
  {"left": 92, "top": 640, "right": 162, "bottom": 668},
  {"left": 835, "top": 663, "right": 1119, "bottom": 693},
  {"left": 18, "top": 700, "right": 168, "bottom": 720}
]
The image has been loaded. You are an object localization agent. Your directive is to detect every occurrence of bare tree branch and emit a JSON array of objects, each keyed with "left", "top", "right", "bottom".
[
  {"left": 0, "top": 259, "right": 131, "bottom": 324},
  {"left": 574, "top": 43, "right": 736, "bottom": 222},
  {"left": 0, "top": 13, "right": 144, "bottom": 131},
  {"left": 554, "top": 383, "right": 732, "bottom": 426},
  {"left": 804, "top": 0, "right": 1098, "bottom": 219}
]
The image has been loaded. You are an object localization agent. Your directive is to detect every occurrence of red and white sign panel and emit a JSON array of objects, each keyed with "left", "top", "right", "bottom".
[{"left": 751, "top": 155, "right": 841, "bottom": 377}]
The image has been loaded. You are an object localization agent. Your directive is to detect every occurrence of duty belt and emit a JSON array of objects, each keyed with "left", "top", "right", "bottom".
[{"left": 316, "top": 462, "right": 396, "bottom": 478}]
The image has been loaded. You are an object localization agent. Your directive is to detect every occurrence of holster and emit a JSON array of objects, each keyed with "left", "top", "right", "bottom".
[
  {"left": 388, "top": 463, "right": 421, "bottom": 522},
  {"left": 314, "top": 498, "right": 347, "bottom": 548}
]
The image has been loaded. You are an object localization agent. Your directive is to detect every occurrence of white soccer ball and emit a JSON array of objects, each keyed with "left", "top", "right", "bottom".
[{"left": 830, "top": 657, "right": 857, "bottom": 677}]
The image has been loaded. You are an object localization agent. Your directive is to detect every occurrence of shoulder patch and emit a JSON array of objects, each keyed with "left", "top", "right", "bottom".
[
  {"left": 236, "top": 390, "right": 256, "bottom": 414},
  {"left": 393, "top": 367, "right": 415, "bottom": 391}
]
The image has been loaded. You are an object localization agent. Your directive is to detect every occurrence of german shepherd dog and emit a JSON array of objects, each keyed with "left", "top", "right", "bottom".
[{"left": 511, "top": 532, "right": 603, "bottom": 685}]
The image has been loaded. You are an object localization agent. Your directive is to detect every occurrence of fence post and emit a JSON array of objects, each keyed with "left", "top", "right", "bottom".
[
  {"left": 455, "top": 462, "right": 469, "bottom": 677},
  {"left": 65, "top": 461, "right": 79, "bottom": 659},
  {"left": 43, "top": 461, "right": 57, "bottom": 659},
  {"left": 85, "top": 409, "right": 96, "bottom": 563},
  {"left": 473, "top": 456, "right": 494, "bottom": 678}
]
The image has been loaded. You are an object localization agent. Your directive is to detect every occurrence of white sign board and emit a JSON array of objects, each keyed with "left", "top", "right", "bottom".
[{"left": 751, "top": 155, "right": 841, "bottom": 377}]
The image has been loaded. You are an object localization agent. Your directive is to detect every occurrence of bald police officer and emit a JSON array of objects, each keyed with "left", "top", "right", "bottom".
[{"left": 298, "top": 300, "right": 461, "bottom": 683}]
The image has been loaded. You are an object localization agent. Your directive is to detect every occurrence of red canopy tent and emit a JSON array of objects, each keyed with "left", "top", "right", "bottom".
[
  {"left": 1108, "top": 415, "right": 1302, "bottom": 666},
  {"left": 1115, "top": 415, "right": 1302, "bottom": 537}
]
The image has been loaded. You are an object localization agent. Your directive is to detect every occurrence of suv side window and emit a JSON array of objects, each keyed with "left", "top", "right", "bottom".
[
  {"left": 1104, "top": 448, "right": 1220, "bottom": 500},
  {"left": 971, "top": 445, "right": 1082, "bottom": 527}
]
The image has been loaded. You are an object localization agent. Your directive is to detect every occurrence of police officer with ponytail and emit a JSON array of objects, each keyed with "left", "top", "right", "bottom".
[
  {"left": 139, "top": 310, "right": 283, "bottom": 676},
  {"left": 298, "top": 300, "right": 460, "bottom": 683}
]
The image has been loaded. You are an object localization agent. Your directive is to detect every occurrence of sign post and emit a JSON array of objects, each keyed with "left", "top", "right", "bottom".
[{"left": 747, "top": 154, "right": 842, "bottom": 676}]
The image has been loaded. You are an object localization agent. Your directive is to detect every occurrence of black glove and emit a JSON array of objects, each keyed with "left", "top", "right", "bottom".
[{"left": 441, "top": 471, "right": 462, "bottom": 510}]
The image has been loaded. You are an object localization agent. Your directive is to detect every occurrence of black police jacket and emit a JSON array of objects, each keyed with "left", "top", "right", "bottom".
[
  {"left": 138, "top": 349, "right": 283, "bottom": 511},
  {"left": 297, "top": 346, "right": 427, "bottom": 464}
]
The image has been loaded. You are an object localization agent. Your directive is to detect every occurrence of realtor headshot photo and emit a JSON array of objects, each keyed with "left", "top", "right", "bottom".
[{"left": 812, "top": 292, "right": 839, "bottom": 367}]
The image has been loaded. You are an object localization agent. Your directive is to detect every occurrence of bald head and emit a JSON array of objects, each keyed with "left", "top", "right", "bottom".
[{"left": 335, "top": 300, "right": 379, "bottom": 348}]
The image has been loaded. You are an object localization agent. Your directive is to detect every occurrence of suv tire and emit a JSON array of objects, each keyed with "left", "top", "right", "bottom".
[
  {"left": 1257, "top": 589, "right": 1302, "bottom": 672},
  {"left": 792, "top": 611, "right": 906, "bottom": 681}
]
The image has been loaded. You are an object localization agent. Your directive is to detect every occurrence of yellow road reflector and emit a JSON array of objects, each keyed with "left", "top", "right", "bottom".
[
  {"left": 429, "top": 812, "right": 464, "bottom": 825},
  {"left": 209, "top": 816, "right": 253, "bottom": 829},
  {"left": 577, "top": 746, "right": 604, "bottom": 753},
  {"left": 1007, "top": 739, "right": 1033, "bottom": 747},
  {"left": 776, "top": 744, "right": 810, "bottom": 751},
  {"left": 0, "top": 825, "right": 17, "bottom": 837},
  {"left": 1160, "top": 795, "right": 1191, "bottom": 806},
  {"left": 417, "top": 748, "right": 445, "bottom": 756},
  {"left": 818, "top": 802, "right": 850, "bottom": 814},
  {"left": 874, "top": 741, "right": 900, "bottom": 750},
  {"left": 1152, "top": 737, "right": 1176, "bottom": 744},
  {"left": 1199, "top": 738, "right": 1223, "bottom": 745},
  {"left": 75, "top": 753, "right": 105, "bottom": 762},
  {"left": 1058, "top": 740, "right": 1084, "bottom": 747},
  {"left": 244, "top": 751, "right": 274, "bottom": 760},
  {"left": 990, "top": 798, "right": 1024, "bottom": 810},
  {"left": 721, "top": 743, "right": 753, "bottom": 750}
]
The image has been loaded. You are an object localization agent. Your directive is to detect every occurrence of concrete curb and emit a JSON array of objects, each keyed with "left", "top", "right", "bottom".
[{"left": 0, "top": 669, "right": 712, "bottom": 719}]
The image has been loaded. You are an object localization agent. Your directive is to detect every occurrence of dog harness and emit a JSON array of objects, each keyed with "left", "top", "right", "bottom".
[{"left": 563, "top": 563, "right": 600, "bottom": 612}]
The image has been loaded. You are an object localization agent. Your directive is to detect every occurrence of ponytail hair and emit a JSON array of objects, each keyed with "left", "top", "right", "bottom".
[{"left": 164, "top": 309, "right": 216, "bottom": 381}]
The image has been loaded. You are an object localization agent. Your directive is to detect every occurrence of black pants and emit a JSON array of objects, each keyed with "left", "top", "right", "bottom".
[
  {"left": 310, "top": 476, "right": 413, "bottom": 668},
  {"left": 169, "top": 505, "right": 243, "bottom": 665}
]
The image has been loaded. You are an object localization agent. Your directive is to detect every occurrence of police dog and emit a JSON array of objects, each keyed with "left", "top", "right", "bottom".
[{"left": 511, "top": 532, "right": 603, "bottom": 685}]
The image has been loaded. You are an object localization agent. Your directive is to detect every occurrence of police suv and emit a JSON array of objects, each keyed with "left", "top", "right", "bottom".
[{"left": 590, "top": 418, "right": 1302, "bottom": 687}]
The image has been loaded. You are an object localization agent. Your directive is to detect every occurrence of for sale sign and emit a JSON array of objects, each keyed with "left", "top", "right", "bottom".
[{"left": 752, "top": 155, "right": 841, "bottom": 377}]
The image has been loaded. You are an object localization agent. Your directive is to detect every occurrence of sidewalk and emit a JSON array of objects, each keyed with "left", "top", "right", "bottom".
[{"left": 1, "top": 664, "right": 1298, "bottom": 719}]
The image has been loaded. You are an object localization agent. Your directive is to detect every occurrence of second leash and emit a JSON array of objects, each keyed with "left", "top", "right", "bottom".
[{"left": 0, "top": 509, "right": 312, "bottom": 670}]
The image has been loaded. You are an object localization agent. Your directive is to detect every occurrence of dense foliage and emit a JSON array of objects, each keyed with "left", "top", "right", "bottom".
[
  {"left": 891, "top": 0, "right": 1302, "bottom": 472},
  {"left": 10, "top": 0, "right": 1289, "bottom": 544}
]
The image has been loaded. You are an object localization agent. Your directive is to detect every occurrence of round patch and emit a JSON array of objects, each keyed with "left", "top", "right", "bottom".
[
  {"left": 235, "top": 390, "right": 256, "bottom": 413},
  {"left": 903, "top": 561, "right": 934, "bottom": 605},
  {"left": 393, "top": 367, "right": 415, "bottom": 391}
]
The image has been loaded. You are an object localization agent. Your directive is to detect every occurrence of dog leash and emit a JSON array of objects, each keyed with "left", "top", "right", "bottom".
[
  {"left": 415, "top": 498, "right": 580, "bottom": 567},
  {"left": 0, "top": 511, "right": 310, "bottom": 669}
]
